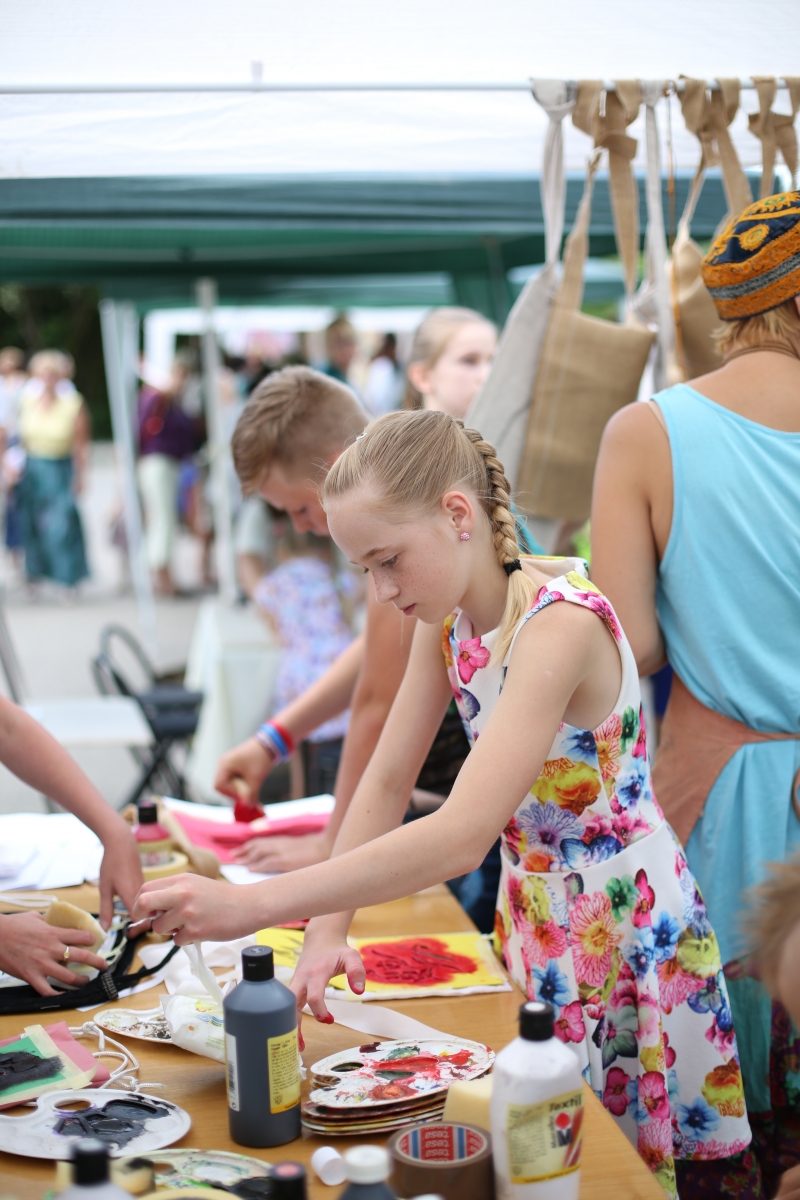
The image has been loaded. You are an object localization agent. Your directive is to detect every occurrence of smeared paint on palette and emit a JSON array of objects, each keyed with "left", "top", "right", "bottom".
[
  {"left": 0, "top": 1088, "right": 190, "bottom": 1158},
  {"left": 136, "top": 1148, "right": 271, "bottom": 1190},
  {"left": 308, "top": 1038, "right": 493, "bottom": 1109},
  {"left": 95, "top": 1008, "right": 172, "bottom": 1044}
]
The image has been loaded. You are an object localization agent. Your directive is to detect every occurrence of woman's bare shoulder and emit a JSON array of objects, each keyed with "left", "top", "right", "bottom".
[{"left": 599, "top": 400, "right": 670, "bottom": 473}]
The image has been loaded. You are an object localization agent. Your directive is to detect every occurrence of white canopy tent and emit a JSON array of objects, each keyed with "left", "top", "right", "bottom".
[{"left": 2, "top": 0, "right": 799, "bottom": 177}]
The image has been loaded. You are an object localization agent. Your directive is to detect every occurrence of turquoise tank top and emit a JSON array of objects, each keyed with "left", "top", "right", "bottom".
[
  {"left": 654, "top": 383, "right": 800, "bottom": 986},
  {"left": 655, "top": 383, "right": 800, "bottom": 731}
]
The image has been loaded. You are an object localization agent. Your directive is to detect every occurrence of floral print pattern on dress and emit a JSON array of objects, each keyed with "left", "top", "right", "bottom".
[{"left": 445, "top": 563, "right": 751, "bottom": 1197}]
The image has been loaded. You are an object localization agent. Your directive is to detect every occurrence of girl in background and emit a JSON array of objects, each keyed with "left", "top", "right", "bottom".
[
  {"left": 251, "top": 524, "right": 359, "bottom": 799},
  {"left": 404, "top": 306, "right": 496, "bottom": 416}
]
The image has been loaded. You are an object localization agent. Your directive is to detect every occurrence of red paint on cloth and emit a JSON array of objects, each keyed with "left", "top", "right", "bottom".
[
  {"left": 359, "top": 937, "right": 480, "bottom": 987},
  {"left": 170, "top": 808, "right": 329, "bottom": 864}
]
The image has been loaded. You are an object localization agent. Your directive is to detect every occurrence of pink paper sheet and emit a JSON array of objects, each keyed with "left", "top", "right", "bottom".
[
  {"left": 172, "top": 809, "right": 329, "bottom": 864},
  {"left": 0, "top": 1020, "right": 109, "bottom": 1106}
]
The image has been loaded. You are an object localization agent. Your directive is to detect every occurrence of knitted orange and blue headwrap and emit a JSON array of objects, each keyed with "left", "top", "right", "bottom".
[{"left": 701, "top": 191, "right": 800, "bottom": 320}]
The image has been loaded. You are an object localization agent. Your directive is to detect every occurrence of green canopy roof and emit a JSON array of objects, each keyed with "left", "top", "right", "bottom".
[{"left": 0, "top": 171, "right": 730, "bottom": 317}]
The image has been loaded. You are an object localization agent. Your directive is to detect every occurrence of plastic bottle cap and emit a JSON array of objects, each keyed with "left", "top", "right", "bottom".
[
  {"left": 136, "top": 801, "right": 158, "bottom": 825},
  {"left": 270, "top": 1161, "right": 306, "bottom": 1197},
  {"left": 344, "top": 1145, "right": 391, "bottom": 1184},
  {"left": 242, "top": 945, "right": 275, "bottom": 982},
  {"left": 311, "top": 1146, "right": 347, "bottom": 1186},
  {"left": 72, "top": 1138, "right": 109, "bottom": 1185},
  {"left": 519, "top": 1000, "right": 555, "bottom": 1041}
]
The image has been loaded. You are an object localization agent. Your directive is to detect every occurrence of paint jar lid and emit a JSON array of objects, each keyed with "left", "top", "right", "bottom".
[
  {"left": 136, "top": 801, "right": 158, "bottom": 825},
  {"left": 270, "top": 1161, "right": 306, "bottom": 1197},
  {"left": 72, "top": 1138, "right": 110, "bottom": 1185},
  {"left": 519, "top": 1000, "right": 555, "bottom": 1041},
  {"left": 242, "top": 945, "right": 274, "bottom": 981},
  {"left": 344, "top": 1145, "right": 391, "bottom": 1184}
]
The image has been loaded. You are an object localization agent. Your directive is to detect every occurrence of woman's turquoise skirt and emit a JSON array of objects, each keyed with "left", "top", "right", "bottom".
[{"left": 19, "top": 455, "right": 88, "bottom": 586}]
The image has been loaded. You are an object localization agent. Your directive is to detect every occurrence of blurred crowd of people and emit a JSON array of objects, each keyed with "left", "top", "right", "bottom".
[{"left": 0, "top": 308, "right": 494, "bottom": 609}]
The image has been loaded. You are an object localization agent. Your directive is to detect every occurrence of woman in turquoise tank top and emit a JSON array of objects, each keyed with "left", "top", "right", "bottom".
[{"left": 592, "top": 191, "right": 800, "bottom": 1199}]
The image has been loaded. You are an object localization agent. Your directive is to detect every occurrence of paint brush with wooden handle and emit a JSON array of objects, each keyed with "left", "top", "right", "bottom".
[{"left": 231, "top": 776, "right": 267, "bottom": 825}]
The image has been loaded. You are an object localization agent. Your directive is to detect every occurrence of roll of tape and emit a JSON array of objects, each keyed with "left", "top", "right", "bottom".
[{"left": 388, "top": 1122, "right": 494, "bottom": 1200}]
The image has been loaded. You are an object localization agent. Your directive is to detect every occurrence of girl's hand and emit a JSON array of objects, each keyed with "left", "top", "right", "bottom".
[
  {"left": 290, "top": 920, "right": 366, "bottom": 1036},
  {"left": 97, "top": 819, "right": 144, "bottom": 929},
  {"left": 0, "top": 912, "right": 107, "bottom": 996},
  {"left": 778, "top": 1165, "right": 800, "bottom": 1198},
  {"left": 215, "top": 738, "right": 275, "bottom": 804},
  {"left": 131, "top": 874, "right": 258, "bottom": 944},
  {"left": 232, "top": 831, "right": 330, "bottom": 875}
]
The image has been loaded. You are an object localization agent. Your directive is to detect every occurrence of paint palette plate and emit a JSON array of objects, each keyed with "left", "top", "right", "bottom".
[
  {"left": 0, "top": 1088, "right": 191, "bottom": 1159},
  {"left": 134, "top": 1148, "right": 270, "bottom": 1188},
  {"left": 308, "top": 1038, "right": 493, "bottom": 1109},
  {"left": 95, "top": 1007, "right": 172, "bottom": 1044},
  {"left": 301, "top": 1106, "right": 447, "bottom": 1136}
]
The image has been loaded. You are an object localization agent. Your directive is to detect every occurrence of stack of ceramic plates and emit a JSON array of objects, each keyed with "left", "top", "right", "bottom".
[{"left": 301, "top": 1037, "right": 493, "bottom": 1136}]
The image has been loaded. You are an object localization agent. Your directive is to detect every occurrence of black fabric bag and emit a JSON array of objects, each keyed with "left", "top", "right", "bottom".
[{"left": 0, "top": 927, "right": 180, "bottom": 1015}]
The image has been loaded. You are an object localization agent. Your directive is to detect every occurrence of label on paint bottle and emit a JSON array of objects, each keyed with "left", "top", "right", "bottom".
[
  {"left": 225, "top": 1032, "right": 239, "bottom": 1112},
  {"left": 267, "top": 1028, "right": 300, "bottom": 1114},
  {"left": 506, "top": 1089, "right": 583, "bottom": 1184}
]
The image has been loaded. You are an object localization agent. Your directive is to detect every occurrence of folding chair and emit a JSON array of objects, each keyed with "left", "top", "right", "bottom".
[{"left": 92, "top": 624, "right": 203, "bottom": 805}]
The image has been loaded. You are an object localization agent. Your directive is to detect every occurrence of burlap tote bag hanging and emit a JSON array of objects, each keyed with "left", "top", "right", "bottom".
[
  {"left": 669, "top": 79, "right": 752, "bottom": 379},
  {"left": 516, "top": 83, "right": 655, "bottom": 523},
  {"left": 467, "top": 80, "right": 575, "bottom": 487}
]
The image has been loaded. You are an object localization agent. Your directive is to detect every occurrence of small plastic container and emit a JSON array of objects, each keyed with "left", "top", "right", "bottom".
[
  {"left": 311, "top": 1146, "right": 347, "bottom": 1186},
  {"left": 340, "top": 1146, "right": 397, "bottom": 1199},
  {"left": 133, "top": 801, "right": 172, "bottom": 868},
  {"left": 56, "top": 1139, "right": 130, "bottom": 1200},
  {"left": 270, "top": 1161, "right": 307, "bottom": 1198}
]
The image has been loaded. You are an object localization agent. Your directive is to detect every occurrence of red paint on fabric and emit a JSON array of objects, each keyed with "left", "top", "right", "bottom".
[{"left": 359, "top": 937, "right": 480, "bottom": 987}]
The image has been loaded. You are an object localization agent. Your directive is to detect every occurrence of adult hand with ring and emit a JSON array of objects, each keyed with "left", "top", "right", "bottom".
[{"left": 0, "top": 912, "right": 107, "bottom": 996}]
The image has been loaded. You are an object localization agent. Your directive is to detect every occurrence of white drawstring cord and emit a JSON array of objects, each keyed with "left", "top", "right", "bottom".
[{"left": 68, "top": 1021, "right": 165, "bottom": 1091}]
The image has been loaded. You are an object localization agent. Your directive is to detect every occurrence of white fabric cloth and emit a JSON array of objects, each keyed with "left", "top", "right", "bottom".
[
  {"left": 363, "top": 356, "right": 403, "bottom": 416},
  {"left": 137, "top": 452, "right": 179, "bottom": 570},
  {"left": 183, "top": 598, "right": 280, "bottom": 800}
]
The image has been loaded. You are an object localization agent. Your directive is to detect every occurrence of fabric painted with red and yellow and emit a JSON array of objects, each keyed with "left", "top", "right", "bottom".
[{"left": 443, "top": 559, "right": 751, "bottom": 1197}]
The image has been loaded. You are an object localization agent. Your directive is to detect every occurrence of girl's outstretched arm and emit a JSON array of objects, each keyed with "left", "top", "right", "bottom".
[{"left": 132, "top": 601, "right": 617, "bottom": 1019}]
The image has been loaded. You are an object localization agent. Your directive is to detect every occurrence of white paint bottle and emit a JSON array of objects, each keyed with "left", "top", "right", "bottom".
[{"left": 490, "top": 1001, "right": 583, "bottom": 1200}]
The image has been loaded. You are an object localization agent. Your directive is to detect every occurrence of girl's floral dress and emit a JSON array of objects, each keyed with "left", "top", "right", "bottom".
[{"left": 443, "top": 561, "right": 751, "bottom": 1197}]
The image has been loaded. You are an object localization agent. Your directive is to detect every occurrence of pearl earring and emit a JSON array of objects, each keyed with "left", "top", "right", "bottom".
[{"left": 460, "top": 531, "right": 470, "bottom": 541}]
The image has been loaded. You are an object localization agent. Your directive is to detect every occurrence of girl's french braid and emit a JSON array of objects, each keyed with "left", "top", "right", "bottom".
[
  {"left": 458, "top": 422, "right": 538, "bottom": 660},
  {"left": 458, "top": 423, "right": 520, "bottom": 568}
]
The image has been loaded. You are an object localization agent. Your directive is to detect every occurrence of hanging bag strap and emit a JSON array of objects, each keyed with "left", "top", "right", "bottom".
[
  {"left": 679, "top": 77, "right": 752, "bottom": 216},
  {"left": 572, "top": 80, "right": 642, "bottom": 302},
  {"left": 638, "top": 80, "right": 674, "bottom": 389},
  {"left": 530, "top": 79, "right": 578, "bottom": 265},
  {"left": 749, "top": 76, "right": 800, "bottom": 193}
]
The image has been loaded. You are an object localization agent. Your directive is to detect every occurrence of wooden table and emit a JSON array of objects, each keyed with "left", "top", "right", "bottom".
[{"left": 0, "top": 884, "right": 662, "bottom": 1199}]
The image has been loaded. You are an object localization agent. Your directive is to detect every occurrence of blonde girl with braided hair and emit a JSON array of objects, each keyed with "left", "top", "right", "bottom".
[{"left": 134, "top": 410, "right": 750, "bottom": 1190}]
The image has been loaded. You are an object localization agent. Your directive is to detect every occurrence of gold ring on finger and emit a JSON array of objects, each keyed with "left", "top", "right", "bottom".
[{"left": 62, "top": 945, "right": 70, "bottom": 962}]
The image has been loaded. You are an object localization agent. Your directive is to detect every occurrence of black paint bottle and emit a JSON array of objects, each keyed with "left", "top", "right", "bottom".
[{"left": 223, "top": 946, "right": 301, "bottom": 1147}]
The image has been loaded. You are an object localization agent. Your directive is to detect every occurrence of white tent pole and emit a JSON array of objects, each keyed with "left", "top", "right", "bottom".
[
  {"left": 0, "top": 78, "right": 782, "bottom": 95},
  {"left": 196, "top": 278, "right": 237, "bottom": 606},
  {"left": 99, "top": 298, "right": 158, "bottom": 655}
]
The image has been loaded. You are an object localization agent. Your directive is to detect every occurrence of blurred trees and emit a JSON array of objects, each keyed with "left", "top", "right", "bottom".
[{"left": 0, "top": 286, "right": 110, "bottom": 438}]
